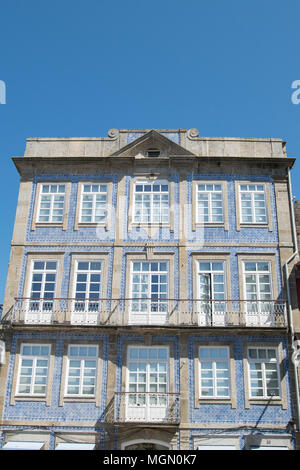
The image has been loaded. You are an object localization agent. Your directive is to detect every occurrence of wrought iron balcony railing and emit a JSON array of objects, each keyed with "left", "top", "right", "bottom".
[
  {"left": 2, "top": 297, "right": 288, "bottom": 328},
  {"left": 114, "top": 392, "right": 180, "bottom": 424}
]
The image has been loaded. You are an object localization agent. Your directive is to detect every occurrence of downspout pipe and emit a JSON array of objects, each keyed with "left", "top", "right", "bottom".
[{"left": 284, "top": 167, "right": 300, "bottom": 433}]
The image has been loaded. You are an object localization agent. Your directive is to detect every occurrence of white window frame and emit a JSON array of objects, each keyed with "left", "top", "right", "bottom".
[
  {"left": 36, "top": 183, "right": 66, "bottom": 224},
  {"left": 65, "top": 344, "right": 99, "bottom": 397},
  {"left": 133, "top": 180, "right": 170, "bottom": 224},
  {"left": 126, "top": 346, "right": 170, "bottom": 421},
  {"left": 28, "top": 259, "right": 58, "bottom": 300},
  {"left": 196, "top": 183, "right": 224, "bottom": 224},
  {"left": 239, "top": 183, "right": 268, "bottom": 224},
  {"left": 247, "top": 346, "right": 281, "bottom": 400},
  {"left": 16, "top": 343, "right": 51, "bottom": 396},
  {"left": 198, "top": 346, "right": 231, "bottom": 399},
  {"left": 197, "top": 261, "right": 226, "bottom": 301},
  {"left": 129, "top": 260, "right": 169, "bottom": 325},
  {"left": 79, "top": 183, "right": 108, "bottom": 224},
  {"left": 72, "top": 260, "right": 103, "bottom": 311},
  {"left": 25, "top": 260, "right": 58, "bottom": 321},
  {"left": 242, "top": 261, "right": 273, "bottom": 302},
  {"left": 196, "top": 260, "right": 227, "bottom": 326}
]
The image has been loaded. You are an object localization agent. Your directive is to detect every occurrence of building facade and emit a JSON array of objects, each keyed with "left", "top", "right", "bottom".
[{"left": 0, "top": 128, "right": 299, "bottom": 450}]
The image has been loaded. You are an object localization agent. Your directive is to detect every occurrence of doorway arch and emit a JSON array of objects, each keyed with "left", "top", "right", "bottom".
[{"left": 121, "top": 439, "right": 171, "bottom": 450}]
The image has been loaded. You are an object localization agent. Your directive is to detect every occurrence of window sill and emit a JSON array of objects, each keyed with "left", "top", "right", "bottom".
[
  {"left": 60, "top": 396, "right": 99, "bottom": 407},
  {"left": 14, "top": 395, "right": 47, "bottom": 401},
  {"left": 76, "top": 222, "right": 108, "bottom": 228},
  {"left": 197, "top": 398, "right": 234, "bottom": 408},
  {"left": 131, "top": 223, "right": 170, "bottom": 228},
  {"left": 63, "top": 395, "right": 96, "bottom": 400},
  {"left": 248, "top": 398, "right": 282, "bottom": 405},
  {"left": 194, "top": 223, "right": 225, "bottom": 228},
  {"left": 34, "top": 223, "right": 64, "bottom": 227},
  {"left": 240, "top": 223, "right": 269, "bottom": 228}
]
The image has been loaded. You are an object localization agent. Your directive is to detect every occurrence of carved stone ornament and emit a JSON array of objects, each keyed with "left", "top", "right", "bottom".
[
  {"left": 187, "top": 128, "right": 199, "bottom": 139},
  {"left": 107, "top": 128, "right": 119, "bottom": 139}
]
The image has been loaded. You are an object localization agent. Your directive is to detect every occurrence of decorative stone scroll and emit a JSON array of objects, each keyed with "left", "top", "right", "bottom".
[
  {"left": 107, "top": 128, "right": 119, "bottom": 139},
  {"left": 187, "top": 128, "right": 199, "bottom": 139}
]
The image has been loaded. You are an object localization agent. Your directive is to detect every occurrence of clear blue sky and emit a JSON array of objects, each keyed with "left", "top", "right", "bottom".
[{"left": 0, "top": 0, "right": 299, "bottom": 302}]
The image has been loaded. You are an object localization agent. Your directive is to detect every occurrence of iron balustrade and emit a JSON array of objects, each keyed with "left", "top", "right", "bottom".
[
  {"left": 114, "top": 391, "right": 180, "bottom": 424},
  {"left": 3, "top": 297, "right": 288, "bottom": 328}
]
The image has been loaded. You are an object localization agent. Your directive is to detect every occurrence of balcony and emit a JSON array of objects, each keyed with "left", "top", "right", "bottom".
[
  {"left": 114, "top": 392, "right": 180, "bottom": 424},
  {"left": 2, "top": 297, "right": 288, "bottom": 328}
]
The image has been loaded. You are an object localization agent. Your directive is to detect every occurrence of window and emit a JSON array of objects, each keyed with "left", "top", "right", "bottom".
[
  {"left": 65, "top": 345, "right": 98, "bottom": 396},
  {"left": 243, "top": 262, "right": 273, "bottom": 323},
  {"left": 198, "top": 261, "right": 225, "bottom": 301},
  {"left": 130, "top": 261, "right": 168, "bottom": 324},
  {"left": 146, "top": 149, "right": 160, "bottom": 157},
  {"left": 196, "top": 183, "right": 224, "bottom": 223},
  {"left": 28, "top": 261, "right": 57, "bottom": 312},
  {"left": 79, "top": 183, "right": 108, "bottom": 223},
  {"left": 199, "top": 347, "right": 230, "bottom": 398},
  {"left": 73, "top": 261, "right": 102, "bottom": 313},
  {"left": 126, "top": 346, "right": 169, "bottom": 421},
  {"left": 37, "top": 184, "right": 66, "bottom": 223},
  {"left": 133, "top": 181, "right": 169, "bottom": 224},
  {"left": 243, "top": 262, "right": 272, "bottom": 303},
  {"left": 247, "top": 347, "right": 280, "bottom": 399},
  {"left": 197, "top": 261, "right": 226, "bottom": 325},
  {"left": 239, "top": 184, "right": 267, "bottom": 224},
  {"left": 17, "top": 344, "right": 51, "bottom": 395}
]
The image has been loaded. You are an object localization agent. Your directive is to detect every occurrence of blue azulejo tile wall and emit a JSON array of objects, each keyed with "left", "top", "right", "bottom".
[
  {"left": 26, "top": 175, "right": 118, "bottom": 243},
  {"left": 188, "top": 334, "right": 292, "bottom": 426},
  {"left": 187, "top": 174, "right": 278, "bottom": 243},
  {"left": 25, "top": 173, "right": 279, "bottom": 245},
  {"left": 17, "top": 246, "right": 114, "bottom": 302},
  {"left": 3, "top": 332, "right": 109, "bottom": 423},
  {"left": 122, "top": 174, "right": 180, "bottom": 242},
  {"left": 187, "top": 246, "right": 283, "bottom": 300}
]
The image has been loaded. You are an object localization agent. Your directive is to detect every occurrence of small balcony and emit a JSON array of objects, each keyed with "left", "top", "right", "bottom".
[
  {"left": 2, "top": 297, "right": 288, "bottom": 328},
  {"left": 114, "top": 392, "right": 180, "bottom": 424}
]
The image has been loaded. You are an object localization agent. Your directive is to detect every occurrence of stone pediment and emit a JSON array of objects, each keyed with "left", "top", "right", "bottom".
[{"left": 111, "top": 130, "right": 196, "bottom": 158}]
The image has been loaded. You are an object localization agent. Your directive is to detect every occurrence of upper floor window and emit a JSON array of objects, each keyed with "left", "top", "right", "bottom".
[
  {"left": 197, "top": 261, "right": 226, "bottom": 301},
  {"left": 37, "top": 184, "right": 66, "bottom": 223},
  {"left": 73, "top": 261, "right": 102, "bottom": 313},
  {"left": 247, "top": 347, "right": 280, "bottom": 399},
  {"left": 243, "top": 262, "right": 272, "bottom": 303},
  {"left": 65, "top": 345, "right": 98, "bottom": 396},
  {"left": 130, "top": 261, "right": 168, "bottom": 324},
  {"left": 239, "top": 184, "right": 267, "bottom": 224},
  {"left": 196, "top": 183, "right": 224, "bottom": 223},
  {"left": 198, "top": 346, "right": 230, "bottom": 398},
  {"left": 133, "top": 181, "right": 169, "bottom": 224},
  {"left": 79, "top": 184, "right": 108, "bottom": 223},
  {"left": 17, "top": 344, "right": 51, "bottom": 396},
  {"left": 197, "top": 261, "right": 227, "bottom": 326},
  {"left": 28, "top": 261, "right": 57, "bottom": 313}
]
